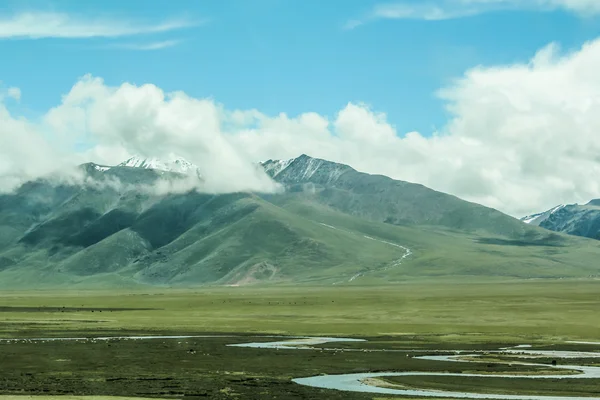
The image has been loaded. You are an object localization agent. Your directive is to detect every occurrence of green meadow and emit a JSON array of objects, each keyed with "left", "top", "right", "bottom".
[
  {"left": 1, "top": 281, "right": 598, "bottom": 339},
  {"left": 0, "top": 281, "right": 599, "bottom": 399}
]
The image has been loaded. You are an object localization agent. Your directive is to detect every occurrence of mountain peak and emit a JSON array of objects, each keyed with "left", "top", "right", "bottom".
[
  {"left": 520, "top": 200, "right": 600, "bottom": 240},
  {"left": 262, "top": 154, "right": 352, "bottom": 184},
  {"left": 261, "top": 158, "right": 294, "bottom": 178},
  {"left": 117, "top": 155, "right": 199, "bottom": 175},
  {"left": 520, "top": 204, "right": 566, "bottom": 225}
]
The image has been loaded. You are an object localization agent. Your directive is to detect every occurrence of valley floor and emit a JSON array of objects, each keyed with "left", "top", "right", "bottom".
[{"left": 0, "top": 281, "right": 599, "bottom": 399}]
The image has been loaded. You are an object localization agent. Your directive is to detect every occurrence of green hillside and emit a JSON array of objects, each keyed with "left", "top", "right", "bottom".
[
  {"left": 269, "top": 198, "right": 600, "bottom": 281},
  {"left": 0, "top": 157, "right": 598, "bottom": 288}
]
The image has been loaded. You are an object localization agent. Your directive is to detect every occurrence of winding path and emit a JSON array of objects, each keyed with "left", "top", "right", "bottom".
[{"left": 317, "top": 222, "right": 412, "bottom": 281}]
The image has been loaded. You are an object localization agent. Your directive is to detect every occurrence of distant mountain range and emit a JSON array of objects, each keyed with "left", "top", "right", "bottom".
[
  {"left": 0, "top": 154, "right": 599, "bottom": 288},
  {"left": 521, "top": 201, "right": 600, "bottom": 240}
]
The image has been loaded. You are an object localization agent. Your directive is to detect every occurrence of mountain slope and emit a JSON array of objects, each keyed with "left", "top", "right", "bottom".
[
  {"left": 268, "top": 198, "right": 600, "bottom": 281},
  {"left": 0, "top": 168, "right": 409, "bottom": 287},
  {"left": 521, "top": 204, "right": 567, "bottom": 225},
  {"left": 263, "top": 155, "right": 529, "bottom": 238},
  {"left": 521, "top": 201, "right": 600, "bottom": 240},
  {"left": 0, "top": 155, "right": 599, "bottom": 288}
]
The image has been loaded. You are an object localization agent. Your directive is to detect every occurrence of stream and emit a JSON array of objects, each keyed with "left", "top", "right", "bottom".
[
  {"left": 232, "top": 337, "right": 600, "bottom": 399},
  {"left": 3, "top": 334, "right": 599, "bottom": 399}
]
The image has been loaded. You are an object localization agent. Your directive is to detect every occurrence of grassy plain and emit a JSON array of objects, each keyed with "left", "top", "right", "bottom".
[
  {"left": 383, "top": 374, "right": 600, "bottom": 398},
  {"left": 1, "top": 281, "right": 598, "bottom": 339},
  {"left": 0, "top": 281, "right": 599, "bottom": 399}
]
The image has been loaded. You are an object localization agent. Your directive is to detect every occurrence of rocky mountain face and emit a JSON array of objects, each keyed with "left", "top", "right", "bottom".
[{"left": 521, "top": 201, "right": 600, "bottom": 240}]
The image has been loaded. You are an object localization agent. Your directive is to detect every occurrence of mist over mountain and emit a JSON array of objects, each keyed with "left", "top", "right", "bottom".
[{"left": 0, "top": 154, "right": 598, "bottom": 289}]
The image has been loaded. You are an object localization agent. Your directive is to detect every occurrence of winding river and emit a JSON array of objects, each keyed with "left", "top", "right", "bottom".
[
  {"left": 3, "top": 335, "right": 599, "bottom": 398},
  {"left": 232, "top": 337, "right": 600, "bottom": 399}
]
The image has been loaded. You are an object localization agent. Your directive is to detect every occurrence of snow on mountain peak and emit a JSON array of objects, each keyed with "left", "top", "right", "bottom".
[
  {"left": 92, "top": 164, "right": 111, "bottom": 172},
  {"left": 261, "top": 154, "right": 351, "bottom": 185},
  {"left": 520, "top": 204, "right": 566, "bottom": 225},
  {"left": 118, "top": 155, "right": 199, "bottom": 175},
  {"left": 521, "top": 213, "right": 543, "bottom": 224},
  {"left": 262, "top": 158, "right": 294, "bottom": 178}
]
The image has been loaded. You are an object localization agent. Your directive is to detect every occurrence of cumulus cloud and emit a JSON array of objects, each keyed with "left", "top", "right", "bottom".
[
  {"left": 346, "top": 0, "right": 600, "bottom": 27},
  {"left": 0, "top": 98, "right": 75, "bottom": 192},
  {"left": 38, "top": 75, "right": 283, "bottom": 195},
  {"left": 3, "top": 37, "right": 600, "bottom": 215},
  {"left": 0, "top": 11, "right": 198, "bottom": 39},
  {"left": 232, "top": 38, "right": 600, "bottom": 217}
]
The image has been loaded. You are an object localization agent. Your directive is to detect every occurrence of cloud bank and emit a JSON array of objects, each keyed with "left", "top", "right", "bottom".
[{"left": 3, "top": 38, "right": 600, "bottom": 216}]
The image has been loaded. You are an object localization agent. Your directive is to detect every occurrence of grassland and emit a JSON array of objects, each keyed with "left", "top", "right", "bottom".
[
  {"left": 1, "top": 281, "right": 598, "bottom": 339},
  {"left": 382, "top": 375, "right": 600, "bottom": 398},
  {"left": 0, "top": 281, "right": 599, "bottom": 399}
]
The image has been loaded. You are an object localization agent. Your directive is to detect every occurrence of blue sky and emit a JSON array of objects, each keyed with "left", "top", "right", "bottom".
[
  {"left": 4, "top": 0, "right": 600, "bottom": 216},
  {"left": 2, "top": 0, "right": 600, "bottom": 135}
]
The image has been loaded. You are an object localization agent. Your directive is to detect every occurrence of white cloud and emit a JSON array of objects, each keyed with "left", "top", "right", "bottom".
[
  {"left": 0, "top": 99, "right": 75, "bottom": 192},
  {"left": 462, "top": 0, "right": 600, "bottom": 15},
  {"left": 105, "top": 39, "right": 182, "bottom": 51},
  {"left": 347, "top": 0, "right": 600, "bottom": 27},
  {"left": 229, "top": 38, "right": 600, "bottom": 217},
  {"left": 371, "top": 2, "right": 485, "bottom": 20},
  {"left": 0, "top": 11, "right": 198, "bottom": 39},
  {"left": 7, "top": 87, "right": 20, "bottom": 101},
  {"left": 40, "top": 75, "right": 282, "bottom": 195},
  {"left": 4, "top": 37, "right": 600, "bottom": 216}
]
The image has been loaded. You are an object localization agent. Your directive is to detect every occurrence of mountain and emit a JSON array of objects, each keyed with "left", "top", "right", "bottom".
[
  {"left": 521, "top": 205, "right": 567, "bottom": 225},
  {"left": 118, "top": 155, "right": 200, "bottom": 175},
  {"left": 521, "top": 201, "right": 600, "bottom": 240},
  {"left": 262, "top": 155, "right": 528, "bottom": 237},
  {"left": 88, "top": 155, "right": 204, "bottom": 184},
  {"left": 0, "top": 154, "right": 599, "bottom": 288}
]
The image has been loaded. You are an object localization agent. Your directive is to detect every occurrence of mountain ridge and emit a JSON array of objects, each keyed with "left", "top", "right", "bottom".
[
  {"left": 0, "top": 153, "right": 599, "bottom": 288},
  {"left": 263, "top": 154, "right": 528, "bottom": 238},
  {"left": 520, "top": 201, "right": 600, "bottom": 240},
  {"left": 118, "top": 155, "right": 199, "bottom": 175}
]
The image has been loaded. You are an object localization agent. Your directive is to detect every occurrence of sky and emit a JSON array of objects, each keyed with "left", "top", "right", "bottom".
[{"left": 2, "top": 0, "right": 600, "bottom": 217}]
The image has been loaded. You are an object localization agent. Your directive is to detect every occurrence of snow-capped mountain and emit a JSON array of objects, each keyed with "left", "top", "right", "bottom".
[
  {"left": 261, "top": 154, "right": 351, "bottom": 184},
  {"left": 84, "top": 155, "right": 203, "bottom": 180},
  {"left": 520, "top": 201, "right": 600, "bottom": 240},
  {"left": 92, "top": 164, "right": 111, "bottom": 172},
  {"left": 261, "top": 158, "right": 294, "bottom": 178},
  {"left": 118, "top": 155, "right": 199, "bottom": 175},
  {"left": 520, "top": 204, "right": 566, "bottom": 225}
]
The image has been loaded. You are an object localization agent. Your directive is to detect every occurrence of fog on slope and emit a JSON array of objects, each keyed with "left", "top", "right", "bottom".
[
  {"left": 19, "top": 153, "right": 284, "bottom": 198},
  {"left": 0, "top": 79, "right": 281, "bottom": 195}
]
